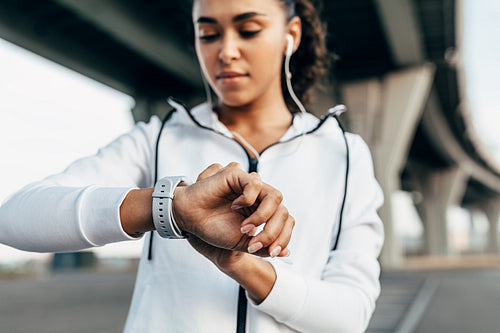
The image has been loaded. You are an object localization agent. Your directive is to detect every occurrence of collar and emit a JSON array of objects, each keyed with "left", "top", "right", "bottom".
[{"left": 167, "top": 99, "right": 333, "bottom": 141}]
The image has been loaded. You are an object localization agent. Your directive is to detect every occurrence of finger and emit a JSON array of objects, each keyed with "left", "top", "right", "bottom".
[
  {"left": 278, "top": 247, "right": 290, "bottom": 257},
  {"left": 247, "top": 225, "right": 259, "bottom": 236},
  {"left": 225, "top": 161, "right": 243, "bottom": 170},
  {"left": 247, "top": 204, "right": 288, "bottom": 253},
  {"left": 268, "top": 215, "right": 295, "bottom": 258},
  {"left": 240, "top": 183, "right": 283, "bottom": 229},
  {"left": 219, "top": 162, "right": 246, "bottom": 197},
  {"left": 196, "top": 163, "right": 223, "bottom": 181},
  {"left": 250, "top": 244, "right": 291, "bottom": 259},
  {"left": 249, "top": 245, "right": 291, "bottom": 258},
  {"left": 231, "top": 172, "right": 262, "bottom": 210}
]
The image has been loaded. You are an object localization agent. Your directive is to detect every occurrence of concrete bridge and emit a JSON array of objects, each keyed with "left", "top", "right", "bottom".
[{"left": 1, "top": 0, "right": 499, "bottom": 267}]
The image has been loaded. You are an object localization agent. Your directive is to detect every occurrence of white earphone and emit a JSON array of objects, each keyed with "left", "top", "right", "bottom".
[
  {"left": 284, "top": 34, "right": 307, "bottom": 114},
  {"left": 286, "top": 34, "right": 294, "bottom": 57}
]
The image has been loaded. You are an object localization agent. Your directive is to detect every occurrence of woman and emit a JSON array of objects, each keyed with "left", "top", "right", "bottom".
[{"left": 0, "top": 0, "right": 384, "bottom": 332}]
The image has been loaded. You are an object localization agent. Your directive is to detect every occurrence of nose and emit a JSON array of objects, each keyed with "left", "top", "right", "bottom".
[{"left": 219, "top": 32, "right": 240, "bottom": 64}]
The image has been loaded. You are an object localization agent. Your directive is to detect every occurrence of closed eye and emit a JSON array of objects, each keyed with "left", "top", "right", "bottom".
[
  {"left": 240, "top": 31, "right": 260, "bottom": 39},
  {"left": 199, "top": 34, "right": 220, "bottom": 42}
]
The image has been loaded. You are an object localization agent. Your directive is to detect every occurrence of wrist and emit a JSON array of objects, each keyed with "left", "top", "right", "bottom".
[
  {"left": 216, "top": 252, "right": 252, "bottom": 275},
  {"left": 120, "top": 188, "right": 155, "bottom": 237},
  {"left": 171, "top": 185, "right": 189, "bottom": 233},
  {"left": 219, "top": 255, "right": 276, "bottom": 304}
]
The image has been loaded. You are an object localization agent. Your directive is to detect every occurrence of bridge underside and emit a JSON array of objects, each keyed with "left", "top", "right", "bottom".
[{"left": 1, "top": 0, "right": 499, "bottom": 266}]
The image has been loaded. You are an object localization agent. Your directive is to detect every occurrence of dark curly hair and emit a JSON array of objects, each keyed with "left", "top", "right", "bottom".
[{"left": 279, "top": 0, "right": 330, "bottom": 111}]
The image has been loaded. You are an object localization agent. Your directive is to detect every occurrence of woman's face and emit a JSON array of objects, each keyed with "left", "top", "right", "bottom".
[{"left": 193, "top": 0, "right": 291, "bottom": 107}]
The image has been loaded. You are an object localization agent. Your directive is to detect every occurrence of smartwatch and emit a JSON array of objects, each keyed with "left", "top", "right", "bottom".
[{"left": 152, "top": 176, "right": 187, "bottom": 239}]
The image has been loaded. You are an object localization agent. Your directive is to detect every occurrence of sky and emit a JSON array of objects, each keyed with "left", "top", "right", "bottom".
[
  {"left": 0, "top": 0, "right": 499, "bottom": 264},
  {"left": 462, "top": 0, "right": 500, "bottom": 163},
  {"left": 0, "top": 38, "right": 144, "bottom": 264}
]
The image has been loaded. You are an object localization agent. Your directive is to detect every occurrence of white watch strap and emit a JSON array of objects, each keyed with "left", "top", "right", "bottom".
[{"left": 152, "top": 176, "right": 187, "bottom": 239}]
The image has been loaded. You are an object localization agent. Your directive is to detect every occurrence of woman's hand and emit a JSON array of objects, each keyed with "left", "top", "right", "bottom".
[
  {"left": 182, "top": 164, "right": 293, "bottom": 304},
  {"left": 173, "top": 162, "right": 294, "bottom": 257}
]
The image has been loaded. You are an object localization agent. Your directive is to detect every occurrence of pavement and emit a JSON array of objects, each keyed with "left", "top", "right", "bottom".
[
  {"left": 0, "top": 270, "right": 135, "bottom": 333},
  {"left": 1, "top": 257, "right": 500, "bottom": 333},
  {"left": 368, "top": 255, "right": 500, "bottom": 333}
]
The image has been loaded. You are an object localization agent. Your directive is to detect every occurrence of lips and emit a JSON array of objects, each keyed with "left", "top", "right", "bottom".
[{"left": 216, "top": 71, "right": 249, "bottom": 83}]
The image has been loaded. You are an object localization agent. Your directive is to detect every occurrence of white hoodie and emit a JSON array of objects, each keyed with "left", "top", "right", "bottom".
[{"left": 0, "top": 101, "right": 384, "bottom": 333}]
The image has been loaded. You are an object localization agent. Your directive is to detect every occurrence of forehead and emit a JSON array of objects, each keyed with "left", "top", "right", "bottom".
[{"left": 192, "top": 0, "right": 285, "bottom": 21}]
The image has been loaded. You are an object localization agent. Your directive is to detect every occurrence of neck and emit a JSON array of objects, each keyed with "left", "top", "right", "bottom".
[
  {"left": 215, "top": 97, "right": 294, "bottom": 157},
  {"left": 216, "top": 93, "right": 292, "bottom": 134},
  {"left": 213, "top": 79, "right": 296, "bottom": 156}
]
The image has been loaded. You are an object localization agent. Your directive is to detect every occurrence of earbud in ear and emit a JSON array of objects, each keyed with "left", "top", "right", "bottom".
[
  {"left": 286, "top": 34, "right": 294, "bottom": 57},
  {"left": 284, "top": 33, "right": 307, "bottom": 113}
]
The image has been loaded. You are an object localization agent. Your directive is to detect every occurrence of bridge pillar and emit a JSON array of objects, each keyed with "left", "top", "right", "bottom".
[
  {"left": 416, "top": 167, "right": 468, "bottom": 255},
  {"left": 341, "top": 64, "right": 435, "bottom": 268},
  {"left": 131, "top": 97, "right": 154, "bottom": 123},
  {"left": 478, "top": 199, "right": 500, "bottom": 253},
  {"left": 131, "top": 96, "right": 177, "bottom": 123}
]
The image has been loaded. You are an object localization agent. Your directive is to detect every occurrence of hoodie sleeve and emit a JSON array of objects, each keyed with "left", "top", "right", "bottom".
[
  {"left": 0, "top": 117, "right": 161, "bottom": 252},
  {"left": 252, "top": 134, "right": 384, "bottom": 333}
]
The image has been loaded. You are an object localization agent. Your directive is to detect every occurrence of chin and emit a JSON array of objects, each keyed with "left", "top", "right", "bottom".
[{"left": 217, "top": 93, "right": 254, "bottom": 108}]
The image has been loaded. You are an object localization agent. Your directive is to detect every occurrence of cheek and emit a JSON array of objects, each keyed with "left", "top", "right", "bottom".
[
  {"left": 196, "top": 45, "right": 218, "bottom": 79},
  {"left": 249, "top": 41, "right": 284, "bottom": 80}
]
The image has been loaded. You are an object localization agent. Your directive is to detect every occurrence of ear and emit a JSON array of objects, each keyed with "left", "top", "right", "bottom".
[{"left": 285, "top": 16, "right": 302, "bottom": 55}]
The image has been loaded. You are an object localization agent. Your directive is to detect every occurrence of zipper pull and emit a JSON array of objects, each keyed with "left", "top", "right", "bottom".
[{"left": 248, "top": 158, "right": 259, "bottom": 173}]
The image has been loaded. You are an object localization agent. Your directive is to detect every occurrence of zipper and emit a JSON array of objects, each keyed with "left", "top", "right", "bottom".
[{"left": 236, "top": 156, "right": 258, "bottom": 333}]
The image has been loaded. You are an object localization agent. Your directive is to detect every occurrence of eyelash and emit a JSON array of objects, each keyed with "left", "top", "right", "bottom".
[
  {"left": 199, "top": 35, "right": 219, "bottom": 42},
  {"left": 240, "top": 31, "right": 260, "bottom": 38},
  {"left": 199, "top": 30, "right": 261, "bottom": 42}
]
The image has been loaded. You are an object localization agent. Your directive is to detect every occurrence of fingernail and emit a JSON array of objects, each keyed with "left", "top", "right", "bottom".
[
  {"left": 248, "top": 242, "right": 263, "bottom": 254},
  {"left": 231, "top": 204, "right": 243, "bottom": 210},
  {"left": 270, "top": 246, "right": 282, "bottom": 258},
  {"left": 284, "top": 249, "right": 291, "bottom": 257},
  {"left": 241, "top": 224, "right": 255, "bottom": 234}
]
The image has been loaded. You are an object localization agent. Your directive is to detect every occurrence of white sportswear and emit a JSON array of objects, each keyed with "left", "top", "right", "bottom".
[{"left": 0, "top": 102, "right": 384, "bottom": 332}]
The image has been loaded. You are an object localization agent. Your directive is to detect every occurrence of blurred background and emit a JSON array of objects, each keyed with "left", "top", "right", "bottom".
[{"left": 0, "top": 0, "right": 499, "bottom": 332}]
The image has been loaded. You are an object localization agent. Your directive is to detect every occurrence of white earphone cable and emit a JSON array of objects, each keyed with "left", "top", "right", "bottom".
[
  {"left": 231, "top": 131, "right": 261, "bottom": 160},
  {"left": 284, "top": 40, "right": 307, "bottom": 114}
]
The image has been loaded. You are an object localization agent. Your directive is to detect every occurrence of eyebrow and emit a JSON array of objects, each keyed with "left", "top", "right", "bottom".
[{"left": 196, "top": 12, "right": 267, "bottom": 24}]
